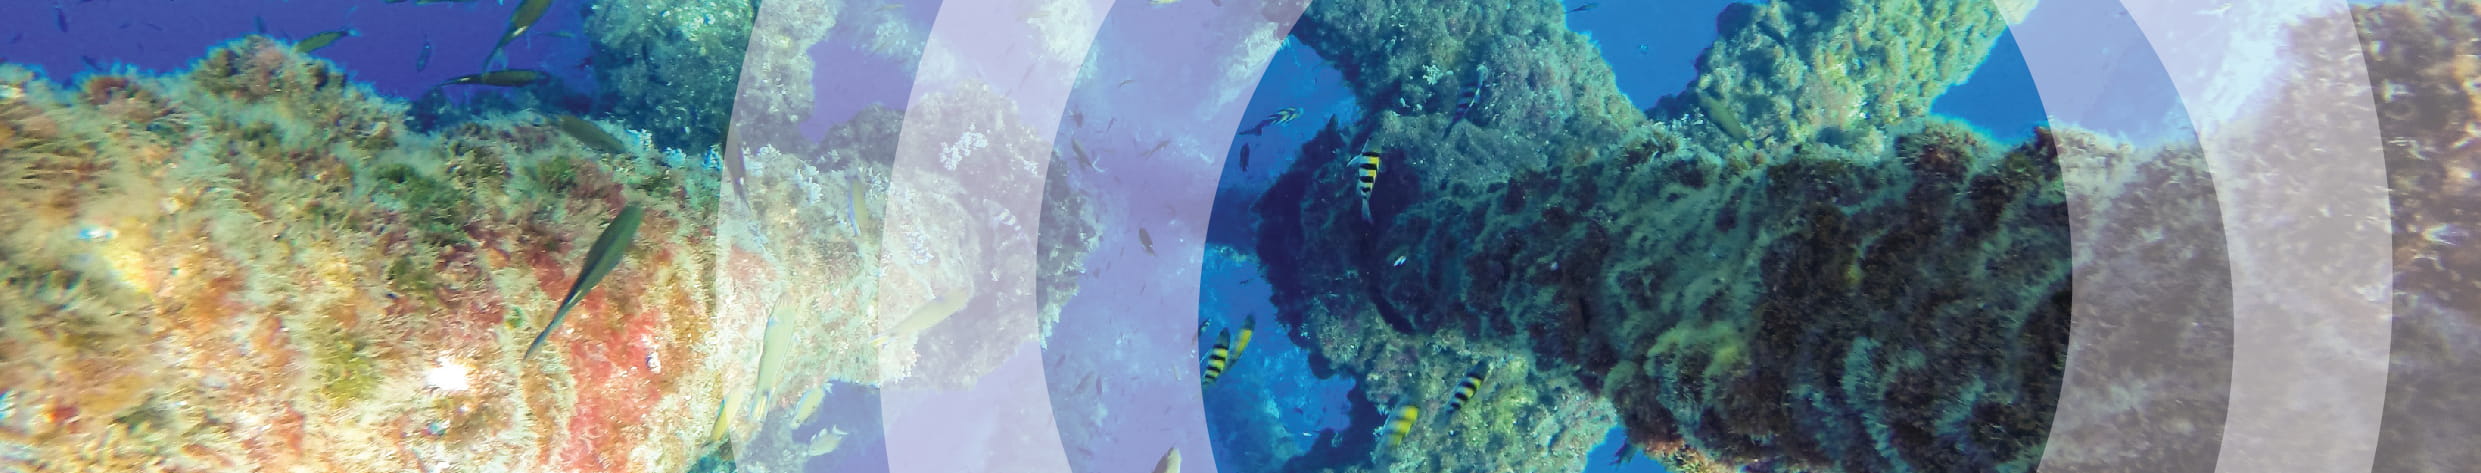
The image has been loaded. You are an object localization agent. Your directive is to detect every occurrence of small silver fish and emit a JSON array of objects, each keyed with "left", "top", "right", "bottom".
[
  {"left": 415, "top": 37, "right": 433, "bottom": 71},
  {"left": 1392, "top": 255, "right": 1407, "bottom": 266}
]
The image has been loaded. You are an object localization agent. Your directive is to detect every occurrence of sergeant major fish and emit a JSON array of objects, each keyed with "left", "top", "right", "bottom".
[
  {"left": 1442, "top": 365, "right": 1486, "bottom": 415},
  {"left": 1380, "top": 403, "right": 1420, "bottom": 445},
  {"left": 1201, "top": 329, "right": 1232, "bottom": 385},
  {"left": 1353, "top": 150, "right": 1382, "bottom": 222},
  {"left": 1442, "top": 77, "right": 1485, "bottom": 138}
]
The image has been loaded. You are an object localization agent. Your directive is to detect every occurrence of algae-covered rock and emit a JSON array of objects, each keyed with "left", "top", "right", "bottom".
[
  {"left": 585, "top": 0, "right": 763, "bottom": 151},
  {"left": 0, "top": 36, "right": 727, "bottom": 473},
  {"left": 1664, "top": 0, "right": 2024, "bottom": 152},
  {"left": 1254, "top": 1, "right": 2081, "bottom": 472}
]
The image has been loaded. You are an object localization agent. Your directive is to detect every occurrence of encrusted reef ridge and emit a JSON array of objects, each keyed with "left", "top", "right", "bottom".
[
  {"left": 0, "top": 31, "right": 1103, "bottom": 472},
  {"left": 0, "top": 36, "right": 727, "bottom": 472},
  {"left": 1248, "top": 0, "right": 2117, "bottom": 472}
]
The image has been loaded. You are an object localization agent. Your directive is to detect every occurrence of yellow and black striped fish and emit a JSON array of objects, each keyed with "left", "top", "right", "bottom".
[
  {"left": 1353, "top": 150, "right": 1381, "bottom": 222},
  {"left": 1443, "top": 366, "right": 1486, "bottom": 415},
  {"left": 1383, "top": 404, "right": 1420, "bottom": 445},
  {"left": 1442, "top": 78, "right": 1485, "bottom": 138},
  {"left": 1201, "top": 329, "right": 1232, "bottom": 385}
]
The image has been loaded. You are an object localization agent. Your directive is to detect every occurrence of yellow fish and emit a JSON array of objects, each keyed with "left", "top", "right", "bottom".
[
  {"left": 1201, "top": 329, "right": 1231, "bottom": 385},
  {"left": 1151, "top": 447, "right": 1181, "bottom": 473},
  {"left": 1384, "top": 404, "right": 1420, "bottom": 445},
  {"left": 1353, "top": 150, "right": 1382, "bottom": 222},
  {"left": 1232, "top": 317, "right": 1255, "bottom": 359}
]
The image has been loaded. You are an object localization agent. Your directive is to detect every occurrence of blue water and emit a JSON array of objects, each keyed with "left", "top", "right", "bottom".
[{"left": 1, "top": 0, "right": 595, "bottom": 101}]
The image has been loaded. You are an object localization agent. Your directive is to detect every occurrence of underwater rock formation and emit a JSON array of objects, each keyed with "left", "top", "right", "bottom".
[
  {"left": 1653, "top": 0, "right": 2033, "bottom": 152},
  {"left": 584, "top": 0, "right": 763, "bottom": 151},
  {"left": 1253, "top": 1, "right": 2086, "bottom": 472},
  {"left": 0, "top": 37, "right": 727, "bottom": 472},
  {"left": 2350, "top": 0, "right": 2481, "bottom": 471}
]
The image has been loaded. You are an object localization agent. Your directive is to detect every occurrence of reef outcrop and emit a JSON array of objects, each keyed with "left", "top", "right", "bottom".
[
  {"left": 0, "top": 37, "right": 725, "bottom": 473},
  {"left": 1254, "top": 1, "right": 2085, "bottom": 472}
]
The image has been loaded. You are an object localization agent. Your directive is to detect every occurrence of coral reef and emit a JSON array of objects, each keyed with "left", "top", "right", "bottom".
[
  {"left": 1651, "top": 0, "right": 2027, "bottom": 153},
  {"left": 2332, "top": 0, "right": 2481, "bottom": 471},
  {"left": 1251, "top": 1, "right": 2099, "bottom": 472},
  {"left": 0, "top": 37, "right": 730, "bottom": 472},
  {"left": 583, "top": 0, "right": 763, "bottom": 151}
]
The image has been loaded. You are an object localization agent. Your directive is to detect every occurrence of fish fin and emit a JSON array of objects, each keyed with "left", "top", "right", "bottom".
[{"left": 1360, "top": 201, "right": 1372, "bottom": 222}]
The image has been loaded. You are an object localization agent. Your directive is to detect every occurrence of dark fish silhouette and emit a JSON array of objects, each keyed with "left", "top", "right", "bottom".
[{"left": 524, "top": 204, "right": 646, "bottom": 359}]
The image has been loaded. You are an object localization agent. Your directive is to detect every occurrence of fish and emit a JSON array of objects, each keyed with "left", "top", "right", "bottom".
[
  {"left": 1353, "top": 150, "right": 1382, "bottom": 222},
  {"left": 844, "top": 175, "right": 864, "bottom": 237},
  {"left": 1138, "top": 228, "right": 1156, "bottom": 255},
  {"left": 295, "top": 29, "right": 356, "bottom": 53},
  {"left": 1070, "top": 139, "right": 1099, "bottom": 171},
  {"left": 793, "top": 385, "right": 826, "bottom": 425},
  {"left": 708, "top": 392, "right": 739, "bottom": 445},
  {"left": 1068, "top": 109, "right": 1085, "bottom": 128},
  {"left": 556, "top": 115, "right": 629, "bottom": 153},
  {"left": 1141, "top": 139, "right": 1171, "bottom": 157},
  {"left": 54, "top": 6, "right": 67, "bottom": 32},
  {"left": 1238, "top": 107, "right": 1300, "bottom": 136},
  {"left": 1151, "top": 0, "right": 1177, "bottom": 4},
  {"left": 1201, "top": 329, "right": 1232, "bottom": 385},
  {"left": 1391, "top": 255, "right": 1408, "bottom": 267},
  {"left": 483, "top": 0, "right": 556, "bottom": 69},
  {"left": 1443, "top": 365, "right": 1486, "bottom": 415},
  {"left": 524, "top": 204, "right": 646, "bottom": 359},
  {"left": 1566, "top": 3, "right": 1598, "bottom": 13},
  {"left": 1237, "top": 144, "right": 1251, "bottom": 172},
  {"left": 1382, "top": 404, "right": 1420, "bottom": 445},
  {"left": 253, "top": 16, "right": 267, "bottom": 35},
  {"left": 879, "top": 3, "right": 903, "bottom": 11},
  {"left": 1117, "top": 79, "right": 1137, "bottom": 88},
  {"left": 440, "top": 69, "right": 548, "bottom": 87},
  {"left": 1232, "top": 317, "right": 1255, "bottom": 359},
  {"left": 415, "top": 37, "right": 434, "bottom": 71},
  {"left": 803, "top": 426, "right": 848, "bottom": 456},
  {"left": 1151, "top": 447, "right": 1182, "bottom": 473},
  {"left": 1442, "top": 78, "right": 1485, "bottom": 138}
]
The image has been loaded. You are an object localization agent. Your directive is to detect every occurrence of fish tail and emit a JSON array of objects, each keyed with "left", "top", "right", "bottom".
[
  {"left": 523, "top": 301, "right": 577, "bottom": 360},
  {"left": 1360, "top": 201, "right": 1372, "bottom": 222},
  {"left": 522, "top": 324, "right": 554, "bottom": 359}
]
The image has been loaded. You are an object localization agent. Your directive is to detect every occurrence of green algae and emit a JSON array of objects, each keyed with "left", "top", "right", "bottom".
[{"left": 313, "top": 329, "right": 382, "bottom": 404}]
